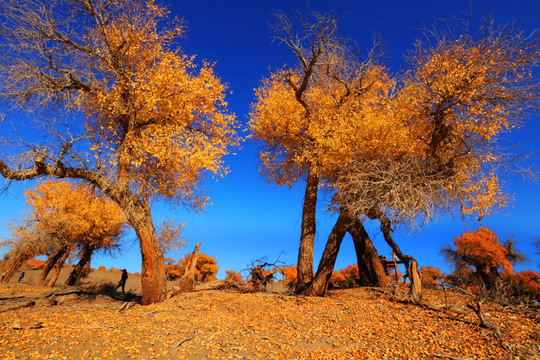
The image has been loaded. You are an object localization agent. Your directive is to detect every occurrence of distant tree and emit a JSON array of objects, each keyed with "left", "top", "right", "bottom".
[
  {"left": 0, "top": 0, "right": 238, "bottom": 304},
  {"left": 23, "top": 180, "right": 126, "bottom": 286},
  {"left": 26, "top": 258, "right": 46, "bottom": 270},
  {"left": 507, "top": 270, "right": 540, "bottom": 299},
  {"left": 329, "top": 271, "right": 346, "bottom": 284},
  {"left": 420, "top": 266, "right": 445, "bottom": 289},
  {"left": 339, "top": 264, "right": 360, "bottom": 282},
  {"left": 0, "top": 220, "right": 56, "bottom": 283},
  {"left": 278, "top": 266, "right": 298, "bottom": 285},
  {"left": 443, "top": 227, "right": 526, "bottom": 289}
]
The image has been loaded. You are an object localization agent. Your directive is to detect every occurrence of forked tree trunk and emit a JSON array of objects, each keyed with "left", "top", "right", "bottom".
[
  {"left": 65, "top": 245, "right": 95, "bottom": 286},
  {"left": 48, "top": 251, "right": 69, "bottom": 288},
  {"left": 374, "top": 210, "right": 422, "bottom": 300},
  {"left": 124, "top": 199, "right": 167, "bottom": 305},
  {"left": 349, "top": 218, "right": 389, "bottom": 287},
  {"left": 296, "top": 170, "right": 319, "bottom": 293},
  {"left": 174, "top": 241, "right": 201, "bottom": 295},
  {"left": 2, "top": 255, "right": 26, "bottom": 283},
  {"left": 39, "top": 248, "right": 68, "bottom": 284},
  {"left": 303, "top": 212, "right": 351, "bottom": 296}
]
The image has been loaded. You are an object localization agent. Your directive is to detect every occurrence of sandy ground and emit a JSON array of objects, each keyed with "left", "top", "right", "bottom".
[
  {"left": 3, "top": 267, "right": 178, "bottom": 295},
  {"left": 1, "top": 278, "right": 539, "bottom": 359}
]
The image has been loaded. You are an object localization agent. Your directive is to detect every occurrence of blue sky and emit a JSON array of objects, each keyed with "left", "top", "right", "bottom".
[{"left": 1, "top": 0, "right": 539, "bottom": 279}]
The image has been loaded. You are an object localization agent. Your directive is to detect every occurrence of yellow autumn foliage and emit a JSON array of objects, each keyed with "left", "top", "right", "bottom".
[
  {"left": 452, "top": 227, "right": 515, "bottom": 274},
  {"left": 78, "top": 0, "right": 238, "bottom": 208},
  {"left": 250, "top": 65, "right": 397, "bottom": 187},
  {"left": 25, "top": 180, "right": 126, "bottom": 250},
  {"left": 251, "top": 18, "right": 538, "bottom": 223}
]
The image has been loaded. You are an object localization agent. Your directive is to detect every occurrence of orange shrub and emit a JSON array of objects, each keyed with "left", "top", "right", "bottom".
[
  {"left": 421, "top": 266, "right": 444, "bottom": 288},
  {"left": 508, "top": 270, "right": 540, "bottom": 298},
  {"left": 278, "top": 266, "right": 297, "bottom": 285},
  {"left": 26, "top": 258, "right": 46, "bottom": 270},
  {"left": 165, "top": 253, "right": 219, "bottom": 283},
  {"left": 339, "top": 264, "right": 359, "bottom": 282},
  {"left": 330, "top": 271, "right": 346, "bottom": 283},
  {"left": 225, "top": 270, "right": 244, "bottom": 284}
]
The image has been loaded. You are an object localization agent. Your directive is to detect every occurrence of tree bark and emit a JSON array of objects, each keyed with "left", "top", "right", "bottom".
[
  {"left": 39, "top": 248, "right": 67, "bottom": 285},
  {"left": 296, "top": 169, "right": 319, "bottom": 293},
  {"left": 477, "top": 266, "right": 500, "bottom": 290},
  {"left": 65, "top": 245, "right": 95, "bottom": 286},
  {"left": 2, "top": 255, "right": 25, "bottom": 283},
  {"left": 124, "top": 199, "right": 167, "bottom": 305},
  {"left": 349, "top": 218, "right": 389, "bottom": 287},
  {"left": 409, "top": 258, "right": 422, "bottom": 299},
  {"left": 303, "top": 212, "right": 351, "bottom": 296},
  {"left": 174, "top": 242, "right": 200, "bottom": 295},
  {"left": 48, "top": 251, "right": 69, "bottom": 288}
]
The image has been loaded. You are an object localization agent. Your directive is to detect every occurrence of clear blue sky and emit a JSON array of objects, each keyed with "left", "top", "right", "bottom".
[{"left": 1, "top": 0, "right": 539, "bottom": 278}]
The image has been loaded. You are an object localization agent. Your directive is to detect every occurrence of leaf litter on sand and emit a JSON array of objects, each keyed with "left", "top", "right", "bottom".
[{"left": 0, "top": 283, "right": 538, "bottom": 359}]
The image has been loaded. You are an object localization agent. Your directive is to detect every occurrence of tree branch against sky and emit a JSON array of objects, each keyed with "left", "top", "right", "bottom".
[{"left": 0, "top": 0, "right": 238, "bottom": 304}]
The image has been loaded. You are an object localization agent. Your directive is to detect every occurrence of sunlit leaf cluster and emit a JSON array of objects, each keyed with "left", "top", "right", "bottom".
[
  {"left": 75, "top": 0, "right": 239, "bottom": 207},
  {"left": 449, "top": 227, "right": 516, "bottom": 274},
  {"left": 250, "top": 65, "right": 394, "bottom": 187},
  {"left": 25, "top": 180, "right": 126, "bottom": 250}
]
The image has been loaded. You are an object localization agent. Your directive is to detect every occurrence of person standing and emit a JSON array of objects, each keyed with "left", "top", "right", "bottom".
[{"left": 112, "top": 269, "right": 128, "bottom": 295}]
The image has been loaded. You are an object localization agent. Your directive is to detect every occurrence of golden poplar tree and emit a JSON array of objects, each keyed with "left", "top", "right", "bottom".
[
  {"left": 251, "top": 16, "right": 538, "bottom": 297},
  {"left": 0, "top": 0, "right": 238, "bottom": 303},
  {"left": 443, "top": 227, "right": 525, "bottom": 289},
  {"left": 250, "top": 12, "right": 393, "bottom": 293},
  {"left": 25, "top": 180, "right": 127, "bottom": 286}
]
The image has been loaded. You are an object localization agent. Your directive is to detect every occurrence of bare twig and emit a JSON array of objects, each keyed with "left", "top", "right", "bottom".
[
  {"left": 171, "top": 331, "right": 198, "bottom": 352},
  {"left": 0, "top": 300, "right": 36, "bottom": 313},
  {"left": 426, "top": 353, "right": 473, "bottom": 360}
]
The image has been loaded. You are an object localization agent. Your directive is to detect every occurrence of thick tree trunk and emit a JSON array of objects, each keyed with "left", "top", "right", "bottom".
[
  {"left": 477, "top": 266, "right": 500, "bottom": 290},
  {"left": 65, "top": 245, "right": 95, "bottom": 286},
  {"left": 349, "top": 218, "right": 389, "bottom": 287},
  {"left": 48, "top": 251, "right": 69, "bottom": 288},
  {"left": 174, "top": 242, "right": 200, "bottom": 295},
  {"left": 124, "top": 199, "right": 167, "bottom": 305},
  {"left": 296, "top": 170, "right": 319, "bottom": 293},
  {"left": 2, "top": 255, "right": 25, "bottom": 283},
  {"left": 39, "top": 248, "right": 67, "bottom": 285},
  {"left": 303, "top": 212, "right": 350, "bottom": 296}
]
